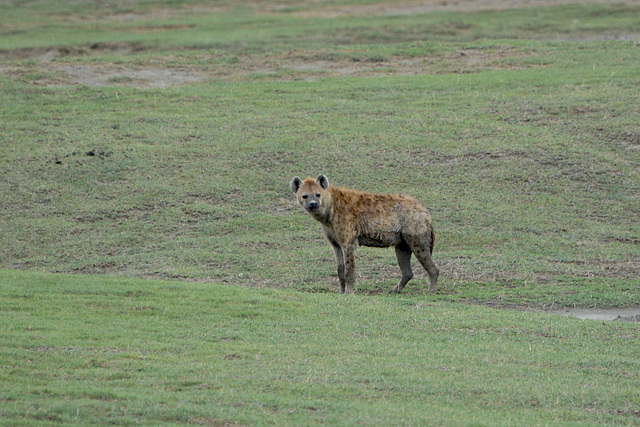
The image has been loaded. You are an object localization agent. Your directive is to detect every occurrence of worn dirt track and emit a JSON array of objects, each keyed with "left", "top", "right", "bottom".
[{"left": 283, "top": 0, "right": 639, "bottom": 16}]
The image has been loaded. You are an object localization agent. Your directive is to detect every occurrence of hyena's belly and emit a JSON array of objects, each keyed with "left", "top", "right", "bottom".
[{"left": 358, "top": 232, "right": 401, "bottom": 248}]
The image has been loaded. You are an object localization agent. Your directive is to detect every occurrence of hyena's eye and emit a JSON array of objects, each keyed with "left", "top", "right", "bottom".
[
  {"left": 302, "top": 194, "right": 308, "bottom": 199},
  {"left": 316, "top": 193, "right": 321, "bottom": 198}
]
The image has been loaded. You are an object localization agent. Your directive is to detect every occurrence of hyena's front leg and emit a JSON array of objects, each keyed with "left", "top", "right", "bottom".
[
  {"left": 330, "top": 242, "right": 346, "bottom": 293},
  {"left": 342, "top": 243, "right": 357, "bottom": 294}
]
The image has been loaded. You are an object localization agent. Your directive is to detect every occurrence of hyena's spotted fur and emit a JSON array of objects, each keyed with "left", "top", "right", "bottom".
[{"left": 290, "top": 174, "right": 439, "bottom": 294}]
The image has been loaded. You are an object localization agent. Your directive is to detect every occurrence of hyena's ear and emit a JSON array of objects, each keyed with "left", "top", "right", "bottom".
[
  {"left": 316, "top": 174, "right": 329, "bottom": 190},
  {"left": 290, "top": 177, "right": 302, "bottom": 194}
]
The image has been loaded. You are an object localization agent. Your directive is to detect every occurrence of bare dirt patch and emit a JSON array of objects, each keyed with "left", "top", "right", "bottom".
[
  {"left": 620, "top": 131, "right": 640, "bottom": 151},
  {"left": 550, "top": 306, "right": 640, "bottom": 321},
  {"left": 284, "top": 0, "right": 638, "bottom": 17},
  {"left": 0, "top": 42, "right": 538, "bottom": 88},
  {"left": 0, "top": 42, "right": 211, "bottom": 89},
  {"left": 0, "top": 62, "right": 207, "bottom": 88},
  {"left": 274, "top": 46, "right": 536, "bottom": 80},
  {"left": 0, "top": 42, "right": 146, "bottom": 61},
  {"left": 58, "top": 64, "right": 206, "bottom": 88},
  {"left": 473, "top": 298, "right": 640, "bottom": 322},
  {"left": 553, "top": 258, "right": 640, "bottom": 280}
]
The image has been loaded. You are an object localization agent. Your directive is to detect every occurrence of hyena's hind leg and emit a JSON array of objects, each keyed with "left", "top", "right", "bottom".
[
  {"left": 389, "top": 240, "right": 414, "bottom": 294},
  {"left": 404, "top": 233, "right": 439, "bottom": 293}
]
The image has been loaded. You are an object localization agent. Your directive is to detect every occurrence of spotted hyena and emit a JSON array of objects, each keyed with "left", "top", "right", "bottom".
[{"left": 290, "top": 174, "right": 439, "bottom": 294}]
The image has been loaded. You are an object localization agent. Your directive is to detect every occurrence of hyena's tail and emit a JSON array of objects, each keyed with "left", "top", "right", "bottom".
[{"left": 430, "top": 228, "right": 435, "bottom": 254}]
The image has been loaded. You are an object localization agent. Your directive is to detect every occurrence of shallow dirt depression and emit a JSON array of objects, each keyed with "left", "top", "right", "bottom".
[
  {"left": 58, "top": 64, "right": 206, "bottom": 88},
  {"left": 550, "top": 306, "right": 640, "bottom": 322}
]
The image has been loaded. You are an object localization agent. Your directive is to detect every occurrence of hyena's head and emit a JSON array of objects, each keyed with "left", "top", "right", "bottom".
[{"left": 290, "top": 174, "right": 330, "bottom": 216}]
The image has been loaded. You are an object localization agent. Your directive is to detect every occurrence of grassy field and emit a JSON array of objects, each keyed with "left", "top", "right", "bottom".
[
  {"left": 1, "top": 0, "right": 639, "bottom": 424},
  {"left": 2, "top": 269, "right": 640, "bottom": 425}
]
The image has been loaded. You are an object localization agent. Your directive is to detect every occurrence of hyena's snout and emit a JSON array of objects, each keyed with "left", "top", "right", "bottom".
[{"left": 307, "top": 200, "right": 319, "bottom": 211}]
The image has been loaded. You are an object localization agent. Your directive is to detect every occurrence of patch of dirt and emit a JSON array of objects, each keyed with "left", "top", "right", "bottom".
[
  {"left": 273, "top": 0, "right": 638, "bottom": 17},
  {"left": 0, "top": 42, "right": 212, "bottom": 89},
  {"left": 270, "top": 197, "right": 299, "bottom": 217},
  {"left": 277, "top": 46, "right": 537, "bottom": 80},
  {"left": 620, "top": 131, "right": 640, "bottom": 151},
  {"left": 58, "top": 64, "right": 206, "bottom": 88},
  {"left": 550, "top": 306, "right": 640, "bottom": 322},
  {"left": 0, "top": 42, "right": 146, "bottom": 61},
  {"left": 547, "top": 258, "right": 640, "bottom": 280},
  {"left": 0, "top": 43, "right": 539, "bottom": 88},
  {"left": 469, "top": 299, "right": 640, "bottom": 322},
  {"left": 128, "top": 24, "right": 197, "bottom": 33},
  {"left": 187, "top": 415, "right": 241, "bottom": 427}
]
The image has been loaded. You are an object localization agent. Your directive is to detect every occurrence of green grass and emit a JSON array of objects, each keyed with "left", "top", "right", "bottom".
[
  {"left": 1, "top": 1, "right": 639, "bottom": 424},
  {"left": 1, "top": 2, "right": 639, "bottom": 50},
  {"left": 2, "top": 43, "right": 638, "bottom": 305},
  {"left": 2, "top": 269, "right": 639, "bottom": 425}
]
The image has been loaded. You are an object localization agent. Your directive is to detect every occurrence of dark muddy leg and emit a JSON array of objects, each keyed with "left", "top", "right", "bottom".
[
  {"left": 389, "top": 241, "right": 413, "bottom": 294},
  {"left": 342, "top": 244, "right": 357, "bottom": 294},
  {"left": 405, "top": 235, "right": 439, "bottom": 293},
  {"left": 330, "top": 242, "right": 346, "bottom": 293}
]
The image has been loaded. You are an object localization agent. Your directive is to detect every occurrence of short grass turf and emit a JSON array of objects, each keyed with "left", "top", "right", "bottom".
[{"left": 1, "top": 269, "right": 639, "bottom": 425}]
